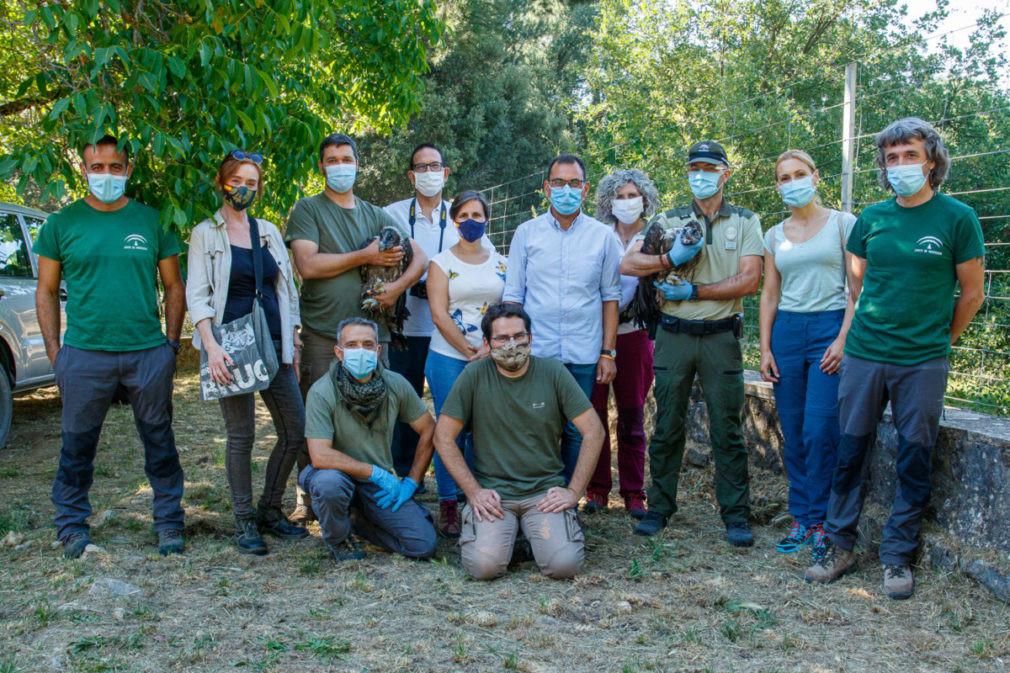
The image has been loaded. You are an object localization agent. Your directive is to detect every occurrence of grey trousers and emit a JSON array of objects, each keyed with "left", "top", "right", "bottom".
[
  {"left": 459, "top": 493, "right": 585, "bottom": 580},
  {"left": 299, "top": 465, "right": 436, "bottom": 559},
  {"left": 218, "top": 361, "right": 304, "bottom": 519},
  {"left": 51, "top": 344, "right": 184, "bottom": 539},
  {"left": 825, "top": 354, "right": 949, "bottom": 565}
]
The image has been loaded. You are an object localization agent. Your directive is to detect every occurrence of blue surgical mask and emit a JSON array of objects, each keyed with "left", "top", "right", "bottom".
[
  {"left": 341, "top": 347, "right": 378, "bottom": 379},
  {"left": 779, "top": 177, "right": 816, "bottom": 208},
  {"left": 457, "top": 218, "right": 485, "bottom": 243},
  {"left": 688, "top": 170, "right": 722, "bottom": 200},
  {"left": 886, "top": 163, "right": 928, "bottom": 197},
  {"left": 325, "top": 164, "right": 357, "bottom": 193},
  {"left": 86, "top": 172, "right": 127, "bottom": 203},
  {"left": 549, "top": 185, "right": 583, "bottom": 216}
]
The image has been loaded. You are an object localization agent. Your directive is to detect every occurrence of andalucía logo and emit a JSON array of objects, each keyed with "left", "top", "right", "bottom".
[
  {"left": 914, "top": 235, "right": 944, "bottom": 256},
  {"left": 123, "top": 234, "right": 149, "bottom": 251}
]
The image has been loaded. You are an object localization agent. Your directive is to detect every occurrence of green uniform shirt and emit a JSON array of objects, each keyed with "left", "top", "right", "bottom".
[
  {"left": 643, "top": 200, "right": 763, "bottom": 320},
  {"left": 32, "top": 198, "right": 179, "bottom": 351},
  {"left": 440, "top": 357, "right": 593, "bottom": 500},
  {"left": 304, "top": 362, "right": 427, "bottom": 472},
  {"left": 284, "top": 193, "right": 406, "bottom": 341},
  {"left": 845, "top": 193, "right": 985, "bottom": 366}
]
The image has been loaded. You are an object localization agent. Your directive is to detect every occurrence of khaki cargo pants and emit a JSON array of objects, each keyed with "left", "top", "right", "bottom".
[{"left": 460, "top": 493, "right": 584, "bottom": 580}]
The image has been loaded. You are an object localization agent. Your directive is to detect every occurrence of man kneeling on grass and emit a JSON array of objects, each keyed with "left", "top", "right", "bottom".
[
  {"left": 433, "top": 303, "right": 605, "bottom": 580},
  {"left": 300, "top": 317, "right": 438, "bottom": 562}
]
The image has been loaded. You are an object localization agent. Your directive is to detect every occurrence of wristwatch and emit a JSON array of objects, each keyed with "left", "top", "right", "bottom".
[
  {"left": 688, "top": 284, "right": 701, "bottom": 302},
  {"left": 600, "top": 348, "right": 616, "bottom": 359},
  {"left": 167, "top": 339, "right": 182, "bottom": 354}
]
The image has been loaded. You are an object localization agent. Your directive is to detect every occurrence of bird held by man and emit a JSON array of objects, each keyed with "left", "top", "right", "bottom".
[{"left": 622, "top": 219, "right": 704, "bottom": 329}]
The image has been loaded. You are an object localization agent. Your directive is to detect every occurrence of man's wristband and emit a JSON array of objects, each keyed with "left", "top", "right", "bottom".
[
  {"left": 167, "top": 339, "right": 182, "bottom": 354},
  {"left": 688, "top": 284, "right": 701, "bottom": 302},
  {"left": 600, "top": 349, "right": 616, "bottom": 360}
]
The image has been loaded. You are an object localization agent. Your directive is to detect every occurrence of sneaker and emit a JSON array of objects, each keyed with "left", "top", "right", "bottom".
[
  {"left": 234, "top": 518, "right": 268, "bottom": 555},
  {"left": 633, "top": 511, "right": 667, "bottom": 536},
  {"left": 61, "top": 531, "right": 92, "bottom": 559},
  {"left": 883, "top": 564, "right": 914, "bottom": 600},
  {"left": 256, "top": 507, "right": 309, "bottom": 539},
  {"left": 582, "top": 491, "right": 608, "bottom": 514},
  {"left": 624, "top": 493, "right": 647, "bottom": 520},
  {"left": 804, "top": 539, "right": 857, "bottom": 584},
  {"left": 327, "top": 535, "right": 365, "bottom": 562},
  {"left": 289, "top": 504, "right": 317, "bottom": 525},
  {"left": 776, "top": 521, "right": 811, "bottom": 553},
  {"left": 438, "top": 500, "right": 461, "bottom": 538},
  {"left": 809, "top": 524, "right": 828, "bottom": 560},
  {"left": 726, "top": 521, "right": 755, "bottom": 547},
  {"left": 157, "top": 529, "right": 185, "bottom": 556}
]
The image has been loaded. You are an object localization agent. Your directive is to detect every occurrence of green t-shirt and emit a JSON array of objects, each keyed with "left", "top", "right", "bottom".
[
  {"left": 284, "top": 193, "right": 406, "bottom": 341},
  {"left": 440, "top": 357, "right": 593, "bottom": 500},
  {"left": 845, "top": 193, "right": 985, "bottom": 365},
  {"left": 304, "top": 362, "right": 428, "bottom": 472},
  {"left": 644, "top": 201, "right": 764, "bottom": 320},
  {"left": 32, "top": 198, "right": 180, "bottom": 351}
]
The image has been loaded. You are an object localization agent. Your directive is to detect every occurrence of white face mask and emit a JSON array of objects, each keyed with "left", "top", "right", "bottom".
[
  {"left": 413, "top": 171, "right": 445, "bottom": 198},
  {"left": 611, "top": 196, "right": 644, "bottom": 224}
]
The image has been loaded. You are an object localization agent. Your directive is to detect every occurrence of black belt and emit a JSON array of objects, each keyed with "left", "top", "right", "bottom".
[{"left": 659, "top": 314, "right": 742, "bottom": 337}]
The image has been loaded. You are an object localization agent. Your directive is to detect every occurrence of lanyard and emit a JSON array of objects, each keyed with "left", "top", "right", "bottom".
[{"left": 409, "top": 198, "right": 448, "bottom": 253}]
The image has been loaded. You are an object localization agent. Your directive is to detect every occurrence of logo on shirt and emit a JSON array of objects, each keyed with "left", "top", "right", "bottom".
[
  {"left": 532, "top": 402, "right": 545, "bottom": 409},
  {"left": 724, "top": 225, "right": 738, "bottom": 241},
  {"left": 123, "top": 234, "right": 150, "bottom": 251},
  {"left": 914, "top": 235, "right": 944, "bottom": 256}
]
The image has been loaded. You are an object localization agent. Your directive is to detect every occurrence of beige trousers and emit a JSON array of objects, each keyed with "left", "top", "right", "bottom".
[{"left": 459, "top": 493, "right": 584, "bottom": 580}]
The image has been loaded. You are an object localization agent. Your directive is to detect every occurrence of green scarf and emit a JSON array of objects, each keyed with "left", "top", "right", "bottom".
[{"left": 331, "top": 359, "right": 388, "bottom": 428}]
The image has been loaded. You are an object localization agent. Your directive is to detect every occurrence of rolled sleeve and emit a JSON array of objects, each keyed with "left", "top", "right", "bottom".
[{"left": 599, "top": 233, "right": 623, "bottom": 302}]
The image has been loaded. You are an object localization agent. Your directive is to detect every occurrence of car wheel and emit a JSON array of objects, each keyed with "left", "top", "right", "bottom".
[{"left": 0, "top": 369, "right": 11, "bottom": 449}]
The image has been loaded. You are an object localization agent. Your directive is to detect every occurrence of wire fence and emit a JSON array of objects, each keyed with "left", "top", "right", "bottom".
[{"left": 476, "top": 56, "right": 1010, "bottom": 416}]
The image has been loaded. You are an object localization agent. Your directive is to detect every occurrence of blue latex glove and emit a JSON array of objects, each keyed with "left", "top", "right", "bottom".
[
  {"left": 369, "top": 465, "right": 400, "bottom": 509},
  {"left": 392, "top": 477, "right": 419, "bottom": 512},
  {"left": 654, "top": 279, "right": 694, "bottom": 301},
  {"left": 667, "top": 230, "right": 704, "bottom": 266}
]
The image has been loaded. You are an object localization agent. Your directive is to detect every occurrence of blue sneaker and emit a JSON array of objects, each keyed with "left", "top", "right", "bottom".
[
  {"left": 810, "top": 524, "right": 828, "bottom": 560},
  {"left": 776, "top": 521, "right": 811, "bottom": 553}
]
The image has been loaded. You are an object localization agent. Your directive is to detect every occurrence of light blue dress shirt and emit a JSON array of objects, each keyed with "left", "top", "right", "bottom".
[{"left": 503, "top": 210, "right": 622, "bottom": 365}]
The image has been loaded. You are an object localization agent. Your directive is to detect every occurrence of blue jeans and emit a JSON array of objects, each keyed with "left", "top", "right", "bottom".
[
  {"left": 771, "top": 309, "right": 844, "bottom": 527},
  {"left": 424, "top": 349, "right": 474, "bottom": 501},
  {"left": 561, "top": 362, "right": 597, "bottom": 483}
]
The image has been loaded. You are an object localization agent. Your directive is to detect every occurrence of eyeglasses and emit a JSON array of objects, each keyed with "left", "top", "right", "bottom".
[
  {"left": 548, "top": 178, "right": 585, "bottom": 188},
  {"left": 489, "top": 331, "right": 530, "bottom": 346},
  {"left": 231, "top": 149, "right": 263, "bottom": 164},
  {"left": 412, "top": 161, "right": 444, "bottom": 172}
]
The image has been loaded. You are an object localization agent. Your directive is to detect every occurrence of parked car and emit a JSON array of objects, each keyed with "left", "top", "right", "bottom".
[{"left": 0, "top": 201, "right": 64, "bottom": 447}]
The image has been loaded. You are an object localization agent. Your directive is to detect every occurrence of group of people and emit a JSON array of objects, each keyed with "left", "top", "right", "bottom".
[{"left": 34, "top": 115, "right": 985, "bottom": 600}]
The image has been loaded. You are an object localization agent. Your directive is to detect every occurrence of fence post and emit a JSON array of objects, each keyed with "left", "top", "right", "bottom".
[{"left": 840, "top": 62, "right": 858, "bottom": 214}]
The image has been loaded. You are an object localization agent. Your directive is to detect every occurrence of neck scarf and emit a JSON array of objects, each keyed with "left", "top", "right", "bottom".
[{"left": 331, "top": 359, "right": 388, "bottom": 428}]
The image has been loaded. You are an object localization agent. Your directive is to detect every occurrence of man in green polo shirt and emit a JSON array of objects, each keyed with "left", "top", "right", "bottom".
[
  {"left": 286, "top": 133, "right": 427, "bottom": 523},
  {"left": 299, "top": 317, "right": 437, "bottom": 561},
  {"left": 34, "top": 134, "right": 186, "bottom": 558},
  {"left": 621, "top": 140, "right": 763, "bottom": 546},
  {"left": 805, "top": 117, "right": 985, "bottom": 599},
  {"left": 434, "top": 303, "right": 604, "bottom": 580}
]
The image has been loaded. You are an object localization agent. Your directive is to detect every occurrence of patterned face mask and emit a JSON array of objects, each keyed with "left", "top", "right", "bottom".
[{"left": 490, "top": 340, "right": 530, "bottom": 372}]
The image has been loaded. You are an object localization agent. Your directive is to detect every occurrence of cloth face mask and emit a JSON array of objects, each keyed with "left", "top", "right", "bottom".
[
  {"left": 457, "top": 218, "right": 486, "bottom": 242},
  {"left": 413, "top": 171, "right": 445, "bottom": 198},
  {"left": 490, "top": 340, "right": 530, "bottom": 372},
  {"left": 222, "top": 184, "right": 257, "bottom": 211},
  {"left": 611, "top": 196, "right": 644, "bottom": 224}
]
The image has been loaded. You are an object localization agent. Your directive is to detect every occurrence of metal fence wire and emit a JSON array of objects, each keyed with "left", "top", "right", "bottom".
[{"left": 477, "top": 58, "right": 1010, "bottom": 416}]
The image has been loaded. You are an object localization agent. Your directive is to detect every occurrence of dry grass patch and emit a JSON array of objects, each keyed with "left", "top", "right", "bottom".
[{"left": 1, "top": 372, "right": 1008, "bottom": 672}]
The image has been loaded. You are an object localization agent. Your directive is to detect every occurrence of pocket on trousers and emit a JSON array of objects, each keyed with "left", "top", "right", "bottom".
[
  {"left": 563, "top": 509, "right": 584, "bottom": 543},
  {"left": 459, "top": 504, "right": 477, "bottom": 545}
]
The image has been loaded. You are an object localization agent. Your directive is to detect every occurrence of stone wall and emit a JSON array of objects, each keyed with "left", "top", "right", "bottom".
[{"left": 684, "top": 371, "right": 1010, "bottom": 603}]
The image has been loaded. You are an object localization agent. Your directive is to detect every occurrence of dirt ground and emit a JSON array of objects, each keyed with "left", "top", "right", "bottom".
[{"left": 1, "top": 371, "right": 1008, "bottom": 673}]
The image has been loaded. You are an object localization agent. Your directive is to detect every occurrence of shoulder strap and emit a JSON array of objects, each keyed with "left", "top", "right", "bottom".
[{"left": 836, "top": 211, "right": 849, "bottom": 292}]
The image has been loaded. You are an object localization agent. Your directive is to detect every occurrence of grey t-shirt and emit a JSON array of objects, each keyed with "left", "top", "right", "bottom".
[{"left": 764, "top": 210, "right": 856, "bottom": 312}]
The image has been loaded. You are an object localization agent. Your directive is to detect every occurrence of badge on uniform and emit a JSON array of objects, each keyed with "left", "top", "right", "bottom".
[{"left": 724, "top": 224, "right": 738, "bottom": 250}]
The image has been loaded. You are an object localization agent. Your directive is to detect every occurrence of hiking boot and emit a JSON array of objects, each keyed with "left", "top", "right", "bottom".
[
  {"left": 776, "top": 521, "right": 811, "bottom": 553},
  {"left": 582, "top": 491, "right": 608, "bottom": 514},
  {"left": 62, "top": 531, "right": 92, "bottom": 559},
  {"left": 289, "top": 503, "right": 316, "bottom": 525},
  {"left": 157, "top": 529, "right": 185, "bottom": 557},
  {"left": 809, "top": 524, "right": 828, "bottom": 560},
  {"left": 327, "top": 535, "right": 365, "bottom": 562},
  {"left": 235, "top": 518, "right": 268, "bottom": 555},
  {"left": 633, "top": 511, "right": 667, "bottom": 536},
  {"left": 438, "top": 500, "right": 461, "bottom": 539},
  {"left": 883, "top": 564, "right": 914, "bottom": 600},
  {"left": 624, "top": 493, "right": 647, "bottom": 520},
  {"left": 804, "top": 539, "right": 857, "bottom": 584},
  {"left": 256, "top": 507, "right": 309, "bottom": 539},
  {"left": 726, "top": 521, "right": 755, "bottom": 547}
]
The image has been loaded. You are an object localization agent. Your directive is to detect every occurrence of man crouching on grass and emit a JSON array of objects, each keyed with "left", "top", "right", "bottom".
[
  {"left": 300, "top": 317, "right": 437, "bottom": 562},
  {"left": 433, "top": 303, "right": 605, "bottom": 580}
]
